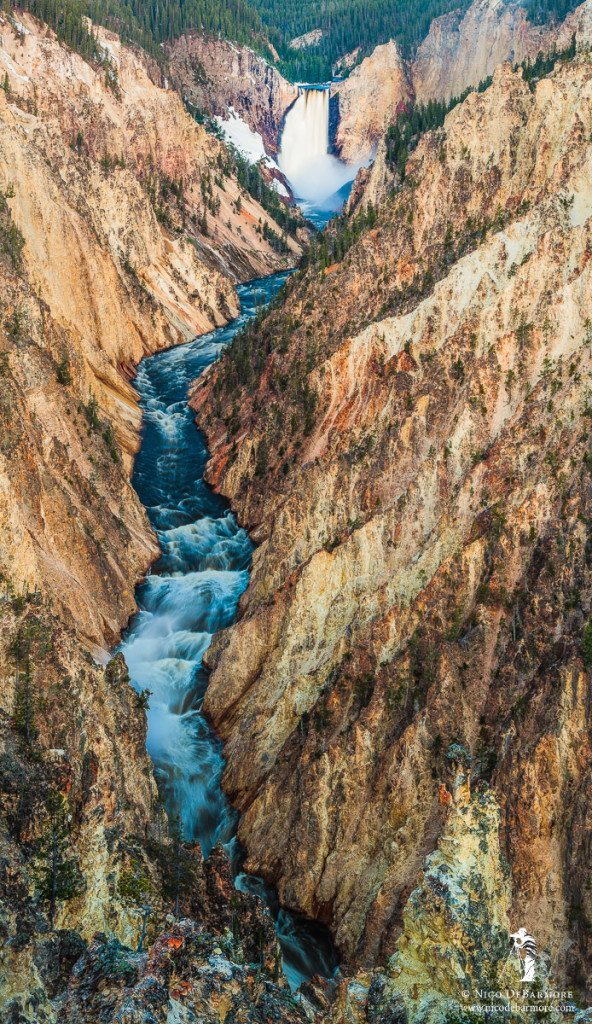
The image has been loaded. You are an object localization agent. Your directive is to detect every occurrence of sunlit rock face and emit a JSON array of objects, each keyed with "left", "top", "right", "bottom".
[
  {"left": 167, "top": 32, "right": 298, "bottom": 156},
  {"left": 334, "top": 0, "right": 592, "bottom": 167},
  {"left": 0, "top": 13, "right": 300, "bottom": 650},
  {"left": 194, "top": 57, "right": 592, "bottom": 997},
  {"left": 333, "top": 41, "right": 412, "bottom": 165},
  {"left": 412, "top": 0, "right": 592, "bottom": 104}
]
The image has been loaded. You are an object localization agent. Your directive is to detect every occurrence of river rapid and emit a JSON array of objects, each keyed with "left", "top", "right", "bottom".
[{"left": 118, "top": 273, "right": 336, "bottom": 990}]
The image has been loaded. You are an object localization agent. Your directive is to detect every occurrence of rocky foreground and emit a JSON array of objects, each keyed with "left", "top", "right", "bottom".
[{"left": 194, "top": 53, "right": 592, "bottom": 1008}]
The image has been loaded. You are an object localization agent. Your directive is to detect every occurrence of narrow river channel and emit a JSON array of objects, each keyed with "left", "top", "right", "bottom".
[{"left": 118, "top": 272, "right": 337, "bottom": 989}]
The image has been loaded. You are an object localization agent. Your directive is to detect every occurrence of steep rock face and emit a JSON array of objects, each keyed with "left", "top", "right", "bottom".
[
  {"left": 412, "top": 0, "right": 592, "bottom": 103},
  {"left": 346, "top": 138, "right": 397, "bottom": 213},
  {"left": 334, "top": 42, "right": 412, "bottom": 164},
  {"left": 0, "top": 600, "right": 160, "bottom": 1017},
  {"left": 0, "top": 12, "right": 300, "bottom": 650},
  {"left": 0, "top": 20, "right": 308, "bottom": 1014},
  {"left": 194, "top": 58, "right": 592, "bottom": 997},
  {"left": 413, "top": 0, "right": 549, "bottom": 104},
  {"left": 327, "top": 789, "right": 527, "bottom": 1024},
  {"left": 335, "top": 0, "right": 592, "bottom": 165},
  {"left": 167, "top": 33, "right": 297, "bottom": 156}
]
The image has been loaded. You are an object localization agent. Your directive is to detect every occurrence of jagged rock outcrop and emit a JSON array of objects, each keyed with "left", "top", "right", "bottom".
[
  {"left": 194, "top": 56, "right": 592, "bottom": 1004},
  {"left": 326, "top": 789, "right": 532, "bottom": 1024},
  {"left": 346, "top": 137, "right": 396, "bottom": 213},
  {"left": 167, "top": 33, "right": 297, "bottom": 156},
  {"left": 57, "top": 921, "right": 308, "bottom": 1024}
]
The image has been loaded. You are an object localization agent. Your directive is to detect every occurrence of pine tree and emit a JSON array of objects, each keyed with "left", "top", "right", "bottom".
[
  {"left": 12, "top": 662, "right": 37, "bottom": 744},
  {"left": 163, "top": 812, "right": 197, "bottom": 918},
  {"left": 170, "top": 813, "right": 183, "bottom": 918},
  {"left": 10, "top": 630, "right": 38, "bottom": 745},
  {"left": 34, "top": 791, "right": 83, "bottom": 927}
]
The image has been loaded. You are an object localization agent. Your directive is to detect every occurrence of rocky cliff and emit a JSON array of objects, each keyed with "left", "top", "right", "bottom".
[
  {"left": 0, "top": 11, "right": 301, "bottom": 652},
  {"left": 412, "top": 0, "right": 592, "bottom": 103},
  {"left": 167, "top": 33, "right": 298, "bottom": 156},
  {"left": 334, "top": 0, "right": 592, "bottom": 166},
  {"left": 194, "top": 55, "right": 592, "bottom": 1008},
  {"left": 334, "top": 42, "right": 412, "bottom": 164}
]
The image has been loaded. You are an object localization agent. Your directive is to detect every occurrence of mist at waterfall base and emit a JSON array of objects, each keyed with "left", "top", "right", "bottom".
[
  {"left": 117, "top": 273, "right": 337, "bottom": 991},
  {"left": 279, "top": 86, "right": 361, "bottom": 227}
]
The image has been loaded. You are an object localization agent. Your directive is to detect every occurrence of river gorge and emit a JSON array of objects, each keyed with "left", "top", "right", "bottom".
[
  {"left": 2, "top": 3, "right": 592, "bottom": 1020},
  {"left": 118, "top": 272, "right": 337, "bottom": 991}
]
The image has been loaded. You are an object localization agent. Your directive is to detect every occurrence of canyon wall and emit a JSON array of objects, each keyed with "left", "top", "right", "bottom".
[
  {"left": 195, "top": 56, "right": 592, "bottom": 1004},
  {"left": 335, "top": 0, "right": 592, "bottom": 165},
  {"left": 412, "top": 0, "right": 592, "bottom": 103},
  {"left": 167, "top": 33, "right": 298, "bottom": 156},
  {"left": 0, "top": 11, "right": 300, "bottom": 652}
]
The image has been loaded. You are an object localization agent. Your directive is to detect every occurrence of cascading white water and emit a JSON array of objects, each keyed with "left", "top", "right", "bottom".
[
  {"left": 278, "top": 86, "right": 359, "bottom": 209},
  {"left": 115, "top": 274, "right": 337, "bottom": 991}
]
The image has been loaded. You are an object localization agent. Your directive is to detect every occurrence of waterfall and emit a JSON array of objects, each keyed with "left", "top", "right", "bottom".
[{"left": 278, "top": 85, "right": 359, "bottom": 211}]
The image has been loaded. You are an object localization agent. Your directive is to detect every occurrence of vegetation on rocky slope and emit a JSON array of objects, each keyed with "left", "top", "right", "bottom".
[
  {"left": 385, "top": 37, "right": 577, "bottom": 177},
  {"left": 10, "top": 0, "right": 585, "bottom": 85},
  {"left": 193, "top": 52, "right": 592, "bottom": 1008}
]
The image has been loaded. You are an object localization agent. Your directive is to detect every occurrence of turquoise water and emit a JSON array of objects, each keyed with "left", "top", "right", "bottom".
[{"left": 118, "top": 273, "right": 337, "bottom": 989}]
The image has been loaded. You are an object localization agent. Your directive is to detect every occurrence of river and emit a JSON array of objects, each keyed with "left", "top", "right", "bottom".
[{"left": 117, "top": 272, "right": 337, "bottom": 990}]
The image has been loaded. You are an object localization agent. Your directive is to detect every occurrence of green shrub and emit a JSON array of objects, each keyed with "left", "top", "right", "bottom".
[
  {"left": 56, "top": 356, "right": 72, "bottom": 385},
  {"left": 581, "top": 618, "right": 592, "bottom": 669}
]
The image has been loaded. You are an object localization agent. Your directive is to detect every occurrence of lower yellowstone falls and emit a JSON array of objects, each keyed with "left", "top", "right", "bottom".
[{"left": 117, "top": 273, "right": 337, "bottom": 991}]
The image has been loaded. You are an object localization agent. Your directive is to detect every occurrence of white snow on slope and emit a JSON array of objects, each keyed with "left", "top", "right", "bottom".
[
  {"left": 215, "top": 107, "right": 290, "bottom": 196},
  {"left": 215, "top": 107, "right": 271, "bottom": 165}
]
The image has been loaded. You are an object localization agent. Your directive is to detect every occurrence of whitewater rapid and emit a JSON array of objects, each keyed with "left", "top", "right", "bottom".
[{"left": 117, "top": 273, "right": 336, "bottom": 990}]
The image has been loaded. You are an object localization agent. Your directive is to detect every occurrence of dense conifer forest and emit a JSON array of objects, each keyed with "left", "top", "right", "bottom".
[
  {"left": 6, "top": 0, "right": 584, "bottom": 83},
  {"left": 254, "top": 0, "right": 582, "bottom": 79},
  {"left": 7, "top": 0, "right": 268, "bottom": 61},
  {"left": 256, "top": 0, "right": 474, "bottom": 79}
]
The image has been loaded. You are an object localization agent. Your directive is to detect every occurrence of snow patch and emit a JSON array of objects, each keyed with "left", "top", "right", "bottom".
[
  {"left": 11, "top": 19, "right": 29, "bottom": 35},
  {"left": 215, "top": 107, "right": 278, "bottom": 171},
  {"left": 99, "top": 38, "right": 119, "bottom": 64},
  {"left": 273, "top": 179, "right": 290, "bottom": 198}
]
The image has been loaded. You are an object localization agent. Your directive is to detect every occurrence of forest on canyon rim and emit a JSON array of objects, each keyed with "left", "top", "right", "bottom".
[{"left": 0, "top": 0, "right": 591, "bottom": 1022}]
